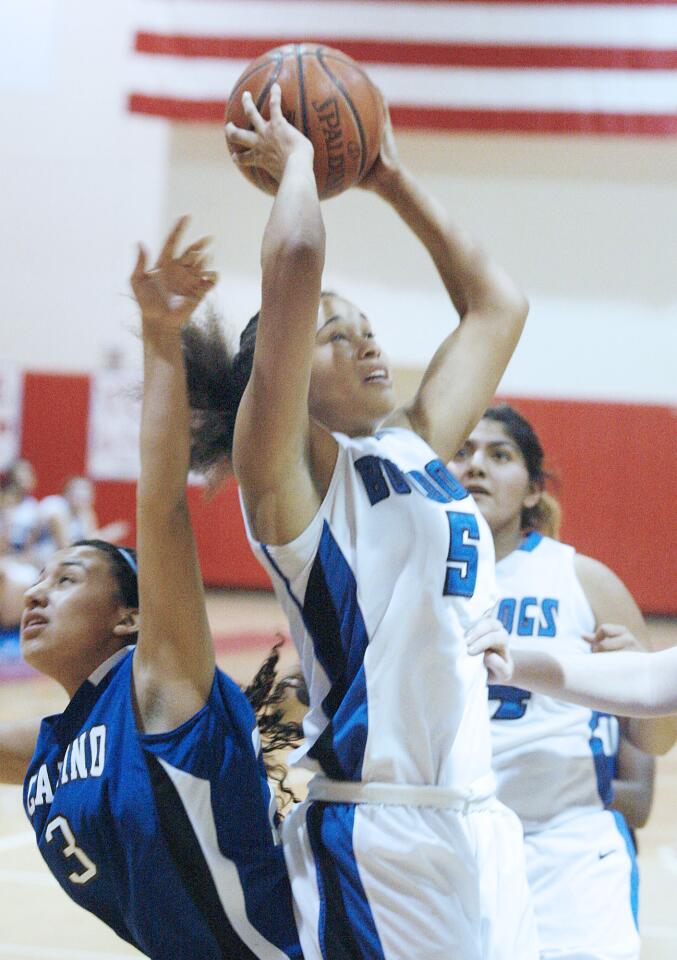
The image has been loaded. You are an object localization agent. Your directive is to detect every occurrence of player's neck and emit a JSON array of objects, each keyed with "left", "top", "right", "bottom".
[{"left": 492, "top": 518, "right": 524, "bottom": 562}]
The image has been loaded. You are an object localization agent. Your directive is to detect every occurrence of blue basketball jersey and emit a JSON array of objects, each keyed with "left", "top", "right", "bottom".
[{"left": 23, "top": 647, "right": 302, "bottom": 960}]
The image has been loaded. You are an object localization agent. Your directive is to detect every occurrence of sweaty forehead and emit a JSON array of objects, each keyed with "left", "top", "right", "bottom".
[
  {"left": 46, "top": 545, "right": 108, "bottom": 577},
  {"left": 468, "top": 420, "right": 515, "bottom": 446}
]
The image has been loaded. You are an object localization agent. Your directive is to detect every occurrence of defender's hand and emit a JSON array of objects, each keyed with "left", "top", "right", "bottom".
[{"left": 131, "top": 216, "right": 217, "bottom": 329}]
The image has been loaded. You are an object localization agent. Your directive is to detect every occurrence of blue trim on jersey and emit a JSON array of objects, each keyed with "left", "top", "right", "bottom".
[
  {"left": 261, "top": 545, "right": 306, "bottom": 621},
  {"left": 145, "top": 752, "right": 261, "bottom": 960},
  {"left": 304, "top": 523, "right": 370, "bottom": 781},
  {"left": 519, "top": 531, "right": 543, "bottom": 552},
  {"left": 25, "top": 650, "right": 301, "bottom": 960},
  {"left": 306, "top": 801, "right": 385, "bottom": 960},
  {"left": 262, "top": 528, "right": 371, "bottom": 781},
  {"left": 589, "top": 712, "right": 614, "bottom": 807},
  {"left": 612, "top": 810, "right": 639, "bottom": 929}
]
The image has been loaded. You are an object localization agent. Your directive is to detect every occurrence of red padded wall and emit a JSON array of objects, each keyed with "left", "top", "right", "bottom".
[
  {"left": 15, "top": 373, "right": 677, "bottom": 613},
  {"left": 21, "top": 372, "right": 90, "bottom": 496},
  {"left": 500, "top": 397, "right": 677, "bottom": 615}
]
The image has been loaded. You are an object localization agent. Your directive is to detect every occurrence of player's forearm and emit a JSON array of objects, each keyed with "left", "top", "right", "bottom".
[
  {"left": 611, "top": 779, "right": 653, "bottom": 830},
  {"left": 261, "top": 149, "right": 325, "bottom": 290},
  {"left": 623, "top": 716, "right": 677, "bottom": 756},
  {"left": 139, "top": 326, "right": 191, "bottom": 511},
  {"left": 511, "top": 647, "right": 662, "bottom": 718},
  {"left": 373, "top": 164, "right": 527, "bottom": 324},
  {"left": 0, "top": 719, "right": 40, "bottom": 784}
]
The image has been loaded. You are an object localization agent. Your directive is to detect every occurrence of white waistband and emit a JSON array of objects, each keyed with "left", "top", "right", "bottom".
[{"left": 307, "top": 772, "right": 496, "bottom": 812}]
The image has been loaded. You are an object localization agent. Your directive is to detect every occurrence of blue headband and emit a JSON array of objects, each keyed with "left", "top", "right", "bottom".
[{"left": 116, "top": 547, "right": 138, "bottom": 576}]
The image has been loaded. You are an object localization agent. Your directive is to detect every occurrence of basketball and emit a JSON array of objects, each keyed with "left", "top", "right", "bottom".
[{"left": 225, "top": 44, "right": 384, "bottom": 200}]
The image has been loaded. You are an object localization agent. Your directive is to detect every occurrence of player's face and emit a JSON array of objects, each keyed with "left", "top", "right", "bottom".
[
  {"left": 449, "top": 420, "right": 540, "bottom": 537},
  {"left": 309, "top": 295, "right": 396, "bottom": 436},
  {"left": 20, "top": 545, "right": 129, "bottom": 690}
]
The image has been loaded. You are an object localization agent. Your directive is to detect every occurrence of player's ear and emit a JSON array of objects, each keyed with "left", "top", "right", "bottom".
[
  {"left": 523, "top": 480, "right": 542, "bottom": 510},
  {"left": 113, "top": 609, "right": 140, "bottom": 638}
]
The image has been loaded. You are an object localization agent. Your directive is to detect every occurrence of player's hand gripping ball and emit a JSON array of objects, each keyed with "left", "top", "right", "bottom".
[{"left": 225, "top": 43, "right": 384, "bottom": 200}]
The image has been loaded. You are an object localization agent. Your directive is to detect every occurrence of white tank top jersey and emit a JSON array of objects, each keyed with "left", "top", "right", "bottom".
[
  {"left": 490, "top": 533, "right": 618, "bottom": 833},
  {"left": 243, "top": 427, "right": 497, "bottom": 791}
]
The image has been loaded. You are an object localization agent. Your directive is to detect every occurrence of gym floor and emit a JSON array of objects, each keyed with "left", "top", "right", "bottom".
[{"left": 1, "top": 590, "right": 675, "bottom": 960}]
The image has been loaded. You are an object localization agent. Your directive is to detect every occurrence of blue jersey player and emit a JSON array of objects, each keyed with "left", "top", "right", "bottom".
[{"left": 0, "top": 220, "right": 302, "bottom": 960}]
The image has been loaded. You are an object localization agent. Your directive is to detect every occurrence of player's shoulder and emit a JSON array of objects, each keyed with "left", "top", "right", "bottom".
[
  {"left": 573, "top": 552, "right": 622, "bottom": 592},
  {"left": 512, "top": 532, "right": 575, "bottom": 560}
]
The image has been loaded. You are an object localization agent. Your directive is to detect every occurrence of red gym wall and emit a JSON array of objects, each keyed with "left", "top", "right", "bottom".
[{"left": 19, "top": 372, "right": 677, "bottom": 614}]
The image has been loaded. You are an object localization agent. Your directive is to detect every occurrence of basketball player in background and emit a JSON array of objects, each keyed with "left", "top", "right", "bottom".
[
  {"left": 0, "top": 221, "right": 302, "bottom": 960},
  {"left": 182, "top": 83, "right": 538, "bottom": 959},
  {"left": 451, "top": 404, "right": 676, "bottom": 960}
]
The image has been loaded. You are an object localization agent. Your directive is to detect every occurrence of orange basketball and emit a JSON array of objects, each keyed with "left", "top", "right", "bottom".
[{"left": 225, "top": 44, "right": 384, "bottom": 200}]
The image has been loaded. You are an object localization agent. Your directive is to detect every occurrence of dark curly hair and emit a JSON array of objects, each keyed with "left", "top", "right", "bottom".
[
  {"left": 180, "top": 306, "right": 251, "bottom": 474},
  {"left": 244, "top": 641, "right": 305, "bottom": 810},
  {"left": 181, "top": 292, "right": 341, "bottom": 475}
]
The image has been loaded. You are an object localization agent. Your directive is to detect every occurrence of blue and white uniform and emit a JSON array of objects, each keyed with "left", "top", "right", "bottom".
[
  {"left": 245, "top": 428, "right": 538, "bottom": 960},
  {"left": 490, "top": 533, "right": 640, "bottom": 960},
  {"left": 24, "top": 647, "right": 302, "bottom": 960}
]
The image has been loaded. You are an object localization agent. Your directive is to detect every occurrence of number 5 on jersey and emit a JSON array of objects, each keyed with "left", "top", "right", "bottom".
[{"left": 444, "top": 511, "right": 479, "bottom": 597}]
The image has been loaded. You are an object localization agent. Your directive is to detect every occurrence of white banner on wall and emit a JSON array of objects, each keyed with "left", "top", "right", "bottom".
[
  {"left": 0, "top": 364, "right": 23, "bottom": 470},
  {"left": 87, "top": 370, "right": 141, "bottom": 481}
]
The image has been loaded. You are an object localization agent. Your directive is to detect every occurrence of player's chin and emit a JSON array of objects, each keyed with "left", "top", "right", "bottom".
[
  {"left": 20, "top": 632, "right": 50, "bottom": 669},
  {"left": 363, "top": 382, "right": 395, "bottom": 416}
]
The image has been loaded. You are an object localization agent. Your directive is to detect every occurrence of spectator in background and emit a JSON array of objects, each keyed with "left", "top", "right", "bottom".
[
  {"left": 0, "top": 459, "right": 41, "bottom": 559},
  {"left": 36, "top": 476, "right": 129, "bottom": 566}
]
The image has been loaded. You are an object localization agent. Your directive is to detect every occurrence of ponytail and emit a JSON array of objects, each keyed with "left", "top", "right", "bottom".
[{"left": 181, "top": 308, "right": 258, "bottom": 473}]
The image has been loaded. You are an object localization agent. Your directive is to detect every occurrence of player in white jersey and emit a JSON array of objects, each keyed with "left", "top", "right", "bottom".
[
  {"left": 451, "top": 404, "right": 677, "bottom": 960},
  {"left": 181, "top": 85, "right": 537, "bottom": 958}
]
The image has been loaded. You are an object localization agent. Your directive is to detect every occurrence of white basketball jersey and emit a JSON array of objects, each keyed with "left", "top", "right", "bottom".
[
  {"left": 490, "top": 534, "right": 618, "bottom": 832},
  {"left": 244, "top": 428, "right": 497, "bottom": 790}
]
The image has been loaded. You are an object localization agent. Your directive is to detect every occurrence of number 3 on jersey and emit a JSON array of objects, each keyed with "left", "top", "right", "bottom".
[
  {"left": 444, "top": 511, "right": 479, "bottom": 597},
  {"left": 46, "top": 815, "right": 97, "bottom": 884}
]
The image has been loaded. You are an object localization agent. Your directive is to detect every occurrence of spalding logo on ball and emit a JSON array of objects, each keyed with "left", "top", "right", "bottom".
[{"left": 225, "top": 44, "right": 384, "bottom": 200}]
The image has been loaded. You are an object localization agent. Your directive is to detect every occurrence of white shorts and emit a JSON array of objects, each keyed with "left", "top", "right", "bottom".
[
  {"left": 282, "top": 779, "right": 539, "bottom": 960},
  {"left": 525, "top": 810, "right": 640, "bottom": 960}
]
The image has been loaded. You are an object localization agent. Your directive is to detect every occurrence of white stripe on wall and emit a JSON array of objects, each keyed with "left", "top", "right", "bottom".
[
  {"left": 209, "top": 274, "right": 677, "bottom": 403},
  {"left": 132, "top": 1, "right": 677, "bottom": 49},
  {"left": 129, "top": 56, "right": 677, "bottom": 114}
]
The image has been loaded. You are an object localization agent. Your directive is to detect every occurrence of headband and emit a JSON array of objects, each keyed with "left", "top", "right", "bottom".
[{"left": 116, "top": 547, "right": 138, "bottom": 576}]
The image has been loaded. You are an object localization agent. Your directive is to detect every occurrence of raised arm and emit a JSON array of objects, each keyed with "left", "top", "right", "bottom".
[
  {"left": 364, "top": 108, "right": 528, "bottom": 463},
  {"left": 576, "top": 554, "right": 677, "bottom": 755},
  {"left": 130, "top": 218, "right": 218, "bottom": 734},
  {"left": 228, "top": 84, "right": 329, "bottom": 546},
  {"left": 0, "top": 718, "right": 41, "bottom": 784}
]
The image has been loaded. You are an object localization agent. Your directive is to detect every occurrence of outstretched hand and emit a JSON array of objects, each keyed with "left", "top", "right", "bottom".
[
  {"left": 466, "top": 616, "right": 514, "bottom": 683},
  {"left": 583, "top": 623, "right": 645, "bottom": 654},
  {"left": 225, "top": 83, "right": 313, "bottom": 185},
  {"left": 131, "top": 216, "right": 217, "bottom": 328}
]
